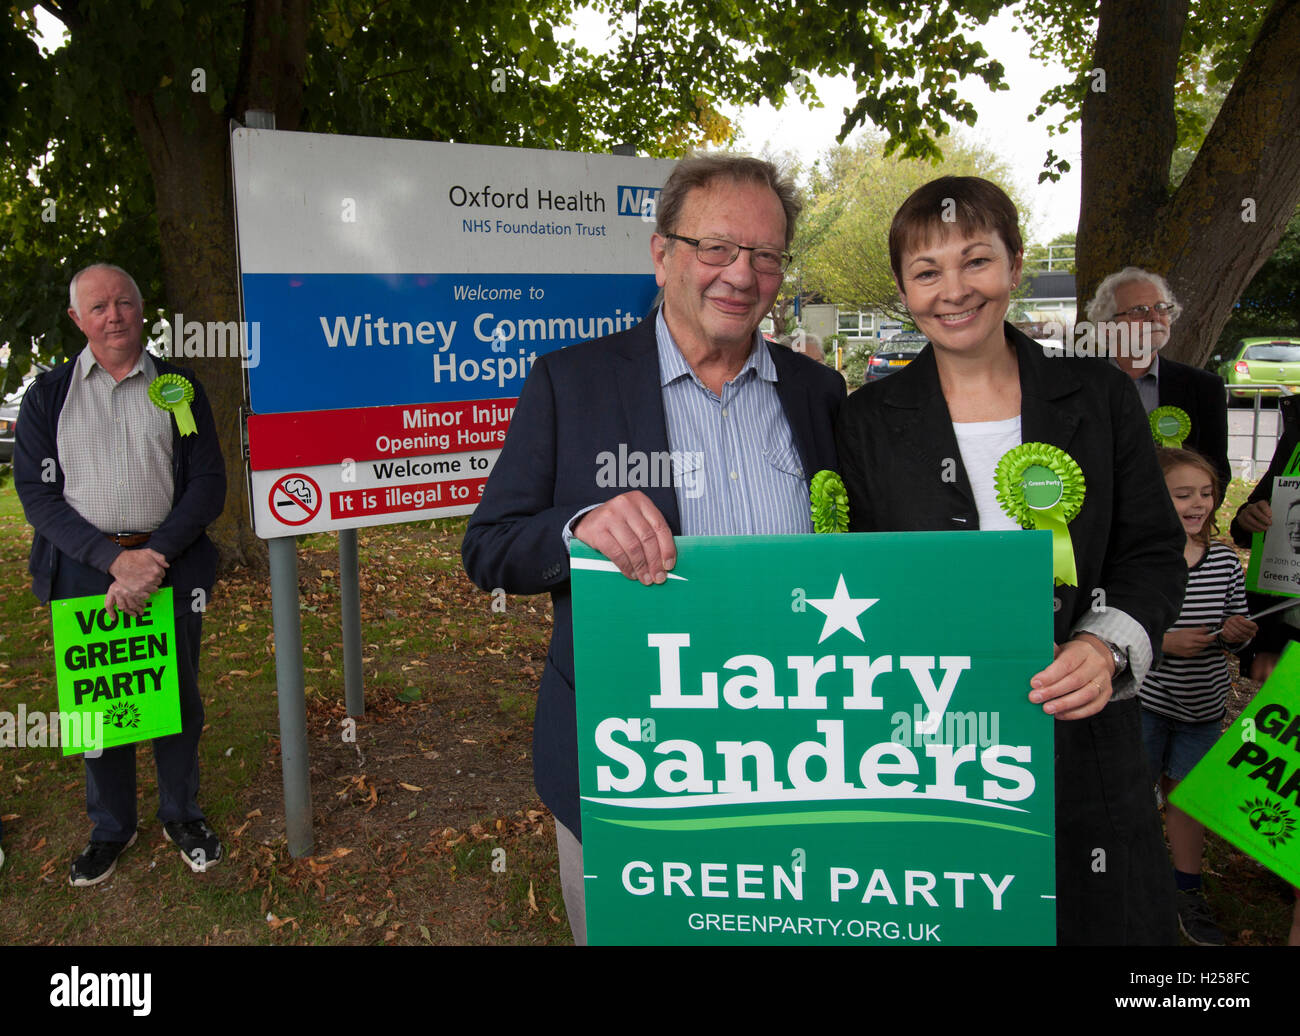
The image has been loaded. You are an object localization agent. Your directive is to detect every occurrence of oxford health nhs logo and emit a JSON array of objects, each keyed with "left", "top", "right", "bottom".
[{"left": 617, "top": 185, "right": 662, "bottom": 220}]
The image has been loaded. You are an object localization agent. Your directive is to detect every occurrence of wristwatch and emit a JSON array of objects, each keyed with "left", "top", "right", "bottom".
[{"left": 1093, "top": 636, "right": 1128, "bottom": 677}]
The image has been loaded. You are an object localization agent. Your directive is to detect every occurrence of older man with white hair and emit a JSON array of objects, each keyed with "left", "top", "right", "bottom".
[
  {"left": 1086, "top": 267, "right": 1230, "bottom": 490},
  {"left": 14, "top": 262, "right": 226, "bottom": 886}
]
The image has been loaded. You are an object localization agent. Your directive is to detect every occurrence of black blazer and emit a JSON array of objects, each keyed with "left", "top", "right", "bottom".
[
  {"left": 1158, "top": 355, "right": 1230, "bottom": 492},
  {"left": 835, "top": 324, "right": 1186, "bottom": 654},
  {"left": 462, "top": 315, "right": 846, "bottom": 835}
]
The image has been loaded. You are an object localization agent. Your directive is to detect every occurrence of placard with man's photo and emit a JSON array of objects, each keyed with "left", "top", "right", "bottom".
[{"left": 1246, "top": 475, "right": 1300, "bottom": 598}]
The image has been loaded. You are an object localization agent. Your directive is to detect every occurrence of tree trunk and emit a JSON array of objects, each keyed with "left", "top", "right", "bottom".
[
  {"left": 122, "top": 0, "right": 309, "bottom": 570},
  {"left": 1159, "top": 0, "right": 1300, "bottom": 363},
  {"left": 1078, "top": 0, "right": 1300, "bottom": 367},
  {"left": 1076, "top": 0, "right": 1187, "bottom": 310}
]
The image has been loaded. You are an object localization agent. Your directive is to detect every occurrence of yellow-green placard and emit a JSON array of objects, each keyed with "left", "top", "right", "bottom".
[
  {"left": 1169, "top": 642, "right": 1300, "bottom": 888},
  {"left": 51, "top": 589, "right": 181, "bottom": 755}
]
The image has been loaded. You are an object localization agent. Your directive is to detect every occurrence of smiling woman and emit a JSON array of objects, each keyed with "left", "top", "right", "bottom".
[{"left": 835, "top": 175, "right": 1188, "bottom": 946}]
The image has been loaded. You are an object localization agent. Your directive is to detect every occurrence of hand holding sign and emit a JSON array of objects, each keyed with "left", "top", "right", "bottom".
[
  {"left": 1164, "top": 626, "right": 1216, "bottom": 658},
  {"left": 1237, "top": 500, "right": 1272, "bottom": 534},
  {"left": 573, "top": 490, "right": 676, "bottom": 585},
  {"left": 1029, "top": 635, "right": 1113, "bottom": 720},
  {"left": 108, "top": 548, "right": 168, "bottom": 596},
  {"left": 105, "top": 580, "right": 149, "bottom": 619},
  {"left": 1220, "top": 614, "right": 1258, "bottom": 645}
]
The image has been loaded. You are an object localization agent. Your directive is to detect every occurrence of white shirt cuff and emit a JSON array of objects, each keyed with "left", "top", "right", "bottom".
[
  {"left": 1071, "top": 605, "right": 1151, "bottom": 701},
  {"left": 561, "top": 504, "right": 602, "bottom": 550}
]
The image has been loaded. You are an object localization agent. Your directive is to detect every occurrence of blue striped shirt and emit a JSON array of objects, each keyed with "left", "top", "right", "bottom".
[{"left": 656, "top": 310, "right": 812, "bottom": 535}]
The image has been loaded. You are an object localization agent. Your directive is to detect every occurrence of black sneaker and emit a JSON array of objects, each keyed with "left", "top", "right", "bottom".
[
  {"left": 163, "top": 820, "right": 222, "bottom": 873},
  {"left": 1177, "top": 889, "right": 1225, "bottom": 946},
  {"left": 69, "top": 832, "right": 137, "bottom": 887}
]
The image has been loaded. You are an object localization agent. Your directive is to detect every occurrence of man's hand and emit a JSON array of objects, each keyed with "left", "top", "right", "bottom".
[
  {"left": 108, "top": 547, "right": 168, "bottom": 596},
  {"left": 1236, "top": 500, "right": 1272, "bottom": 533},
  {"left": 1164, "top": 626, "right": 1215, "bottom": 658},
  {"left": 573, "top": 491, "right": 676, "bottom": 584},
  {"left": 105, "top": 580, "right": 149, "bottom": 619},
  {"left": 1028, "top": 635, "right": 1115, "bottom": 720}
]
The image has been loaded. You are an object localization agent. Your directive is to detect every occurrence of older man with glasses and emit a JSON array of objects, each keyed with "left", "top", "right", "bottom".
[
  {"left": 1085, "top": 267, "right": 1230, "bottom": 491},
  {"left": 462, "top": 154, "right": 846, "bottom": 944}
]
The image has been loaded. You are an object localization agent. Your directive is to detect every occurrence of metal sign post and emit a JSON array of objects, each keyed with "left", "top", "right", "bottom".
[{"left": 232, "top": 124, "right": 673, "bottom": 853}]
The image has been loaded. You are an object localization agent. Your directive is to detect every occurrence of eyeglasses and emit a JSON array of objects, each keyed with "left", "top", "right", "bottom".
[
  {"left": 1113, "top": 302, "right": 1180, "bottom": 320},
  {"left": 664, "top": 234, "right": 791, "bottom": 274}
]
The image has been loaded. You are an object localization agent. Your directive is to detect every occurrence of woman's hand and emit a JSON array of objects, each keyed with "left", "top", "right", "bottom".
[
  {"left": 1028, "top": 635, "right": 1114, "bottom": 720},
  {"left": 1163, "top": 627, "right": 1215, "bottom": 657}
]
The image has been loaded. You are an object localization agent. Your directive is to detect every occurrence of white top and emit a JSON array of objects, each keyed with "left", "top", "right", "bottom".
[{"left": 952, "top": 416, "right": 1021, "bottom": 531}]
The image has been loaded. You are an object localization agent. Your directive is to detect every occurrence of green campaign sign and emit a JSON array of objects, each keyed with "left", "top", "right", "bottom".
[
  {"left": 1170, "top": 642, "right": 1300, "bottom": 888},
  {"left": 51, "top": 588, "right": 181, "bottom": 755},
  {"left": 572, "top": 533, "right": 1057, "bottom": 945}
]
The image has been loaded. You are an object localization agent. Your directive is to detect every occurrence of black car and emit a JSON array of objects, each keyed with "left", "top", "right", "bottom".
[{"left": 863, "top": 333, "right": 928, "bottom": 383}]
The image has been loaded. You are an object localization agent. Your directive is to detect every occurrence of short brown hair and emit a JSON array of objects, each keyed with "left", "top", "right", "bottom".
[
  {"left": 1156, "top": 447, "right": 1221, "bottom": 546},
  {"left": 656, "top": 153, "right": 801, "bottom": 249},
  {"left": 888, "top": 176, "right": 1023, "bottom": 282}
]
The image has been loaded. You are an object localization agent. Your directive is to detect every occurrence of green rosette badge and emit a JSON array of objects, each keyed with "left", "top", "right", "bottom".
[
  {"left": 1149, "top": 405, "right": 1191, "bottom": 448},
  {"left": 148, "top": 373, "right": 197, "bottom": 436},
  {"left": 809, "top": 470, "right": 849, "bottom": 534},
  {"left": 994, "top": 443, "right": 1086, "bottom": 586}
]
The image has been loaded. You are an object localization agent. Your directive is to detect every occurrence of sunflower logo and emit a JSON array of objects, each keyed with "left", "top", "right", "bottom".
[
  {"left": 1238, "top": 796, "right": 1296, "bottom": 849},
  {"left": 104, "top": 701, "right": 141, "bottom": 730}
]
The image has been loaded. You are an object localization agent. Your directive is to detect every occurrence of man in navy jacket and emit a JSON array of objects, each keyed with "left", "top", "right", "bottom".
[
  {"left": 15, "top": 263, "right": 226, "bottom": 886},
  {"left": 462, "top": 156, "right": 845, "bottom": 942}
]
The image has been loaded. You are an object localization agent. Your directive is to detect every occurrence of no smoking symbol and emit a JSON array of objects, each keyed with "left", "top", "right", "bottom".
[{"left": 270, "top": 473, "right": 322, "bottom": 525}]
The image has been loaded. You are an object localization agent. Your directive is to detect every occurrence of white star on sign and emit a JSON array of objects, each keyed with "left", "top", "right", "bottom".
[{"left": 806, "top": 575, "right": 878, "bottom": 643}]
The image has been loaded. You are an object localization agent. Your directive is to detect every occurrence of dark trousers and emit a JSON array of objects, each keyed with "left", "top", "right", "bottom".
[
  {"left": 1055, "top": 696, "right": 1178, "bottom": 945},
  {"left": 52, "top": 554, "right": 207, "bottom": 842}
]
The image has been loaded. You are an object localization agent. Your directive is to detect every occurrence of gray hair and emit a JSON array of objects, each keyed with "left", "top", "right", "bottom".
[
  {"left": 1085, "top": 266, "right": 1180, "bottom": 323},
  {"left": 655, "top": 152, "right": 801, "bottom": 249},
  {"left": 69, "top": 263, "right": 143, "bottom": 316}
]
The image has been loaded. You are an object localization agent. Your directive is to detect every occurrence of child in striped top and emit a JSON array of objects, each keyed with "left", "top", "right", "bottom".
[{"left": 1141, "top": 447, "right": 1257, "bottom": 946}]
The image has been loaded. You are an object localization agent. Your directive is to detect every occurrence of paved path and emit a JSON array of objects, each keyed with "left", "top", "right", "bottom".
[{"left": 1229, "top": 406, "right": 1284, "bottom": 481}]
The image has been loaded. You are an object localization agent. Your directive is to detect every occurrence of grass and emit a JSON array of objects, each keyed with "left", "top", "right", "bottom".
[
  {"left": 0, "top": 487, "right": 564, "bottom": 945},
  {"left": 1, "top": 478, "right": 1294, "bottom": 945}
]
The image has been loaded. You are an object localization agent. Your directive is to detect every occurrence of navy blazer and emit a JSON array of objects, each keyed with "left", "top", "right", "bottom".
[
  {"left": 835, "top": 324, "right": 1186, "bottom": 654},
  {"left": 461, "top": 316, "right": 846, "bottom": 836},
  {"left": 14, "top": 354, "right": 226, "bottom": 611},
  {"left": 1157, "top": 355, "right": 1230, "bottom": 492}
]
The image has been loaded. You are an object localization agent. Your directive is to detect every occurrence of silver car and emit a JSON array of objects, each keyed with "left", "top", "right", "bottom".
[{"left": 0, "top": 366, "right": 48, "bottom": 463}]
